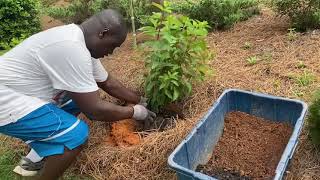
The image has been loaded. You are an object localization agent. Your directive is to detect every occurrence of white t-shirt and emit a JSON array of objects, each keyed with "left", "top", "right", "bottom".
[{"left": 0, "top": 24, "right": 108, "bottom": 126}]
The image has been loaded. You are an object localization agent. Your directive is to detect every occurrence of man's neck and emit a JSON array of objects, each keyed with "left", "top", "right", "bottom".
[{"left": 78, "top": 24, "right": 91, "bottom": 52}]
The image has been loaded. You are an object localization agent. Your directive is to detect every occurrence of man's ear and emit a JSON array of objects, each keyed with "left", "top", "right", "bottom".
[{"left": 98, "top": 27, "right": 110, "bottom": 39}]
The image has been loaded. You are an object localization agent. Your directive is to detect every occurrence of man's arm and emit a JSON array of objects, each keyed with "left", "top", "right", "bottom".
[
  {"left": 97, "top": 74, "right": 140, "bottom": 104},
  {"left": 67, "top": 90, "right": 155, "bottom": 122},
  {"left": 67, "top": 90, "right": 134, "bottom": 122}
]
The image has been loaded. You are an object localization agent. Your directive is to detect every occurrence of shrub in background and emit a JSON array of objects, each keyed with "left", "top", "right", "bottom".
[
  {"left": 46, "top": 0, "right": 152, "bottom": 27},
  {"left": 0, "top": 0, "right": 41, "bottom": 50},
  {"left": 46, "top": 0, "right": 103, "bottom": 24},
  {"left": 173, "top": 0, "right": 260, "bottom": 30},
  {"left": 140, "top": 2, "right": 213, "bottom": 112},
  {"left": 308, "top": 90, "right": 320, "bottom": 147},
  {"left": 41, "top": 0, "right": 60, "bottom": 7},
  {"left": 273, "top": 0, "right": 320, "bottom": 31}
]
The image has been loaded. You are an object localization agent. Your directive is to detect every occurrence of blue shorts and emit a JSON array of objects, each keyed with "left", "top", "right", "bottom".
[{"left": 0, "top": 101, "right": 89, "bottom": 157}]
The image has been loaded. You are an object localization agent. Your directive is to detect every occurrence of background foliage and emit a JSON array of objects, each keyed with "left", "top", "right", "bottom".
[
  {"left": 308, "top": 90, "right": 320, "bottom": 147},
  {"left": 273, "top": 0, "right": 320, "bottom": 31},
  {"left": 173, "top": 0, "right": 260, "bottom": 30},
  {"left": 0, "top": 0, "right": 41, "bottom": 50},
  {"left": 46, "top": 0, "right": 153, "bottom": 27}
]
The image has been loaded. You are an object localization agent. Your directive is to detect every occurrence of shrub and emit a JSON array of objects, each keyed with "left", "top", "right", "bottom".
[
  {"left": 140, "top": 2, "right": 213, "bottom": 112},
  {"left": 308, "top": 90, "right": 320, "bottom": 147},
  {"left": 46, "top": 0, "right": 153, "bottom": 27},
  {"left": 46, "top": 0, "right": 102, "bottom": 24},
  {"left": 273, "top": 0, "right": 320, "bottom": 31},
  {"left": 173, "top": 0, "right": 260, "bottom": 30},
  {"left": 0, "top": 0, "right": 41, "bottom": 50},
  {"left": 41, "top": 0, "right": 60, "bottom": 7}
]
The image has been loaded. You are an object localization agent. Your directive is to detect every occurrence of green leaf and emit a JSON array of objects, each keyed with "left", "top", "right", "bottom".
[
  {"left": 173, "top": 88, "right": 179, "bottom": 101},
  {"left": 159, "top": 83, "right": 166, "bottom": 90},
  {"left": 165, "top": 89, "right": 173, "bottom": 99},
  {"left": 146, "top": 81, "right": 155, "bottom": 93},
  {"left": 186, "top": 82, "right": 192, "bottom": 94},
  {"left": 139, "top": 26, "right": 157, "bottom": 37},
  {"left": 152, "top": 2, "right": 164, "bottom": 11},
  {"left": 172, "top": 80, "right": 179, "bottom": 86}
]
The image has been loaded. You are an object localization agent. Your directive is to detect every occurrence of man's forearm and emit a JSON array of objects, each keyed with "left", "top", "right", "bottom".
[
  {"left": 97, "top": 75, "right": 140, "bottom": 104},
  {"left": 67, "top": 91, "right": 134, "bottom": 122},
  {"left": 92, "top": 100, "right": 134, "bottom": 121}
]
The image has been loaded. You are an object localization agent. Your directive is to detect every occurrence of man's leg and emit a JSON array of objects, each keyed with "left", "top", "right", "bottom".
[
  {"left": 26, "top": 149, "right": 43, "bottom": 163},
  {"left": 38, "top": 146, "right": 83, "bottom": 180},
  {"left": 36, "top": 100, "right": 86, "bottom": 179},
  {"left": 1, "top": 103, "right": 89, "bottom": 179},
  {"left": 15, "top": 100, "right": 84, "bottom": 176}
]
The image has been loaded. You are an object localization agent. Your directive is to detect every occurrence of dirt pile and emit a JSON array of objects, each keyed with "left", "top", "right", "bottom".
[{"left": 105, "top": 119, "right": 141, "bottom": 147}]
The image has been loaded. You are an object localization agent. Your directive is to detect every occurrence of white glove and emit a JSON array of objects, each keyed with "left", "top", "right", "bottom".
[
  {"left": 139, "top": 96, "right": 148, "bottom": 107},
  {"left": 132, "top": 104, "right": 156, "bottom": 121}
]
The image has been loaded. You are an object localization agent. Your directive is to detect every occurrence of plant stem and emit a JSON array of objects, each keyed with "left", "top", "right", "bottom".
[
  {"left": 157, "top": 12, "right": 164, "bottom": 40},
  {"left": 130, "top": 0, "right": 137, "bottom": 48}
]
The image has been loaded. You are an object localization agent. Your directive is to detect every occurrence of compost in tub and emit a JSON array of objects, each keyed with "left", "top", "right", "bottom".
[{"left": 168, "top": 89, "right": 307, "bottom": 180}]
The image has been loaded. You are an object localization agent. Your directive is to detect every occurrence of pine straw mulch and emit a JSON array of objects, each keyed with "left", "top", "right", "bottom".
[{"left": 74, "top": 8, "right": 320, "bottom": 180}]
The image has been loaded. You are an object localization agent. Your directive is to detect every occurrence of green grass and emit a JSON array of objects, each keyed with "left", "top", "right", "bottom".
[
  {"left": 0, "top": 150, "right": 20, "bottom": 180},
  {"left": 0, "top": 136, "right": 92, "bottom": 180},
  {"left": 0, "top": 49, "right": 9, "bottom": 56},
  {"left": 295, "top": 70, "right": 315, "bottom": 87},
  {"left": 0, "top": 136, "right": 25, "bottom": 180}
]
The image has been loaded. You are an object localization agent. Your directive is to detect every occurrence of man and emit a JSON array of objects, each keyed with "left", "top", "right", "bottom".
[{"left": 0, "top": 9, "right": 155, "bottom": 180}]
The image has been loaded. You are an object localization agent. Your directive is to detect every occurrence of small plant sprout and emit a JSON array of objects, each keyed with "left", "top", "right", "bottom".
[
  {"left": 246, "top": 56, "right": 258, "bottom": 65},
  {"left": 261, "top": 52, "right": 273, "bottom": 62},
  {"left": 287, "top": 28, "right": 298, "bottom": 41},
  {"left": 295, "top": 70, "right": 315, "bottom": 87},
  {"left": 242, "top": 42, "right": 253, "bottom": 49},
  {"left": 293, "top": 90, "right": 304, "bottom": 97},
  {"left": 273, "top": 79, "right": 281, "bottom": 89},
  {"left": 296, "top": 61, "right": 306, "bottom": 69}
]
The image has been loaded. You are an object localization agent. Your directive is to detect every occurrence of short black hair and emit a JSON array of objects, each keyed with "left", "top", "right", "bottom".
[
  {"left": 81, "top": 9, "right": 127, "bottom": 40},
  {"left": 96, "top": 9, "right": 127, "bottom": 39}
]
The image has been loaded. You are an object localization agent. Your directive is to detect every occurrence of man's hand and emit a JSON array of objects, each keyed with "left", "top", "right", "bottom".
[
  {"left": 139, "top": 96, "right": 148, "bottom": 107},
  {"left": 132, "top": 104, "right": 156, "bottom": 122}
]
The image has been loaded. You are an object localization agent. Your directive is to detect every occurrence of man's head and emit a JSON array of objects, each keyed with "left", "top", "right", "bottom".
[{"left": 80, "top": 9, "right": 127, "bottom": 59}]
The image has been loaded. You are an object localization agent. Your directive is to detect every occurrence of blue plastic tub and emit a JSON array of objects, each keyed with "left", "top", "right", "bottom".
[{"left": 168, "top": 89, "right": 308, "bottom": 180}]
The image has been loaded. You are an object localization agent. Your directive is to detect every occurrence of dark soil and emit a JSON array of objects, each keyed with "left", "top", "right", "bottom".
[
  {"left": 136, "top": 103, "right": 184, "bottom": 131},
  {"left": 196, "top": 111, "right": 293, "bottom": 179}
]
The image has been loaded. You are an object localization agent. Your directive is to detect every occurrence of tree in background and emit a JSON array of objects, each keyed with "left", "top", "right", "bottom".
[{"left": 0, "top": 0, "right": 41, "bottom": 50}]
